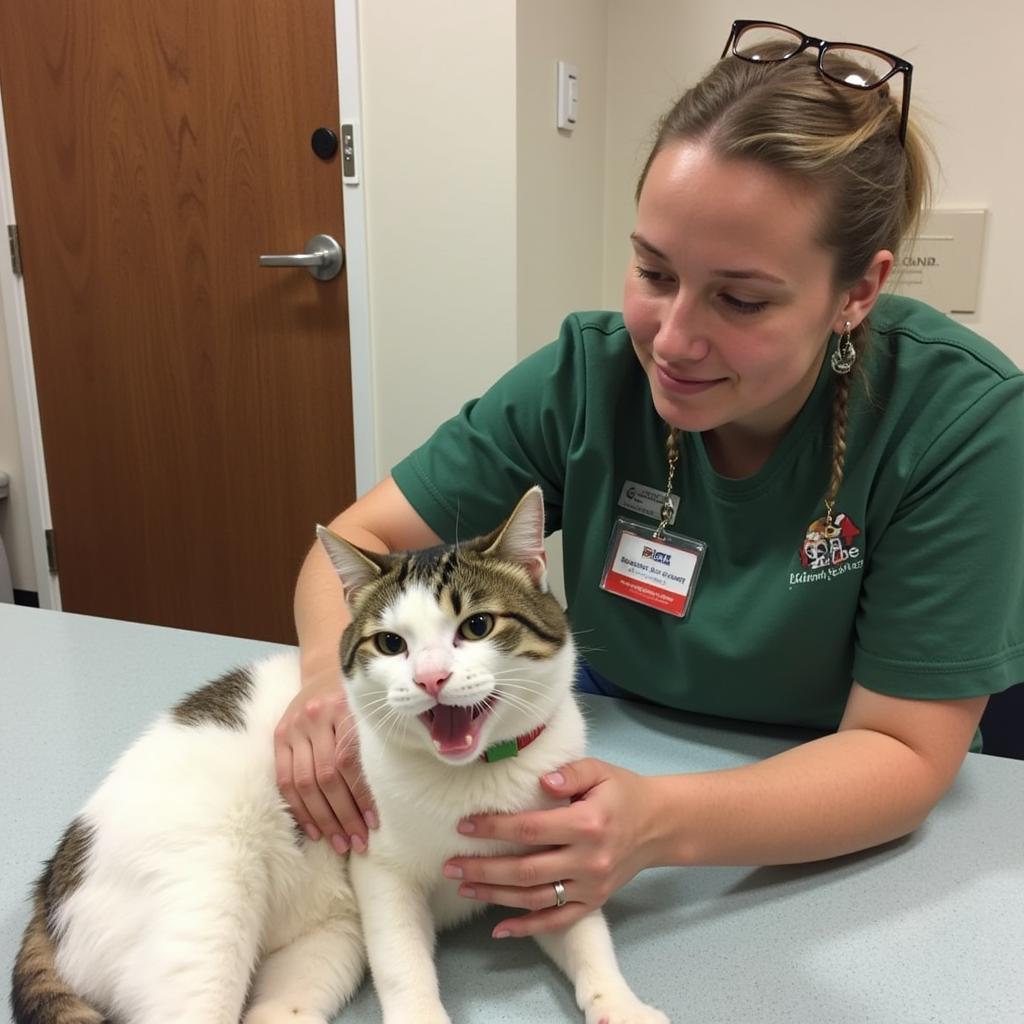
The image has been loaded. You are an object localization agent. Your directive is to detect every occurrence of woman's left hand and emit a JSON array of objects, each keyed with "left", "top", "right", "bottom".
[{"left": 442, "top": 758, "right": 662, "bottom": 939}]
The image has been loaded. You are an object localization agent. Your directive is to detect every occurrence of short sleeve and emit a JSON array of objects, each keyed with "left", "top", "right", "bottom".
[
  {"left": 390, "top": 315, "right": 591, "bottom": 542},
  {"left": 853, "top": 377, "right": 1024, "bottom": 699}
]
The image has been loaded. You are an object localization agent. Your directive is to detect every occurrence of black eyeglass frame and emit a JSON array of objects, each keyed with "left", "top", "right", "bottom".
[{"left": 721, "top": 19, "right": 913, "bottom": 145}]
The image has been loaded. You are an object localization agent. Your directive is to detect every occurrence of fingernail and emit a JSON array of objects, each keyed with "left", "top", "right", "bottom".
[
  {"left": 443, "top": 864, "right": 463, "bottom": 879},
  {"left": 493, "top": 929, "right": 511, "bottom": 940},
  {"left": 331, "top": 834, "right": 349, "bottom": 854},
  {"left": 350, "top": 834, "right": 367, "bottom": 854},
  {"left": 544, "top": 771, "right": 565, "bottom": 787},
  {"left": 365, "top": 810, "right": 380, "bottom": 830},
  {"left": 303, "top": 824, "right": 322, "bottom": 841},
  {"left": 457, "top": 819, "right": 476, "bottom": 834},
  {"left": 460, "top": 886, "right": 477, "bottom": 899}
]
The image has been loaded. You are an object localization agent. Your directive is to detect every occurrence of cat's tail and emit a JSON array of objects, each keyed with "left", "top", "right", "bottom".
[{"left": 10, "top": 880, "right": 107, "bottom": 1024}]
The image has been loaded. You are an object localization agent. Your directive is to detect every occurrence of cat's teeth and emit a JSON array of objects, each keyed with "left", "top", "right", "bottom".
[
  {"left": 464, "top": 735, "right": 473, "bottom": 745},
  {"left": 433, "top": 740, "right": 443, "bottom": 751}
]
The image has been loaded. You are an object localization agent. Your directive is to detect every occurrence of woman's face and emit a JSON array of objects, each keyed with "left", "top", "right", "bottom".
[{"left": 623, "top": 141, "right": 848, "bottom": 443}]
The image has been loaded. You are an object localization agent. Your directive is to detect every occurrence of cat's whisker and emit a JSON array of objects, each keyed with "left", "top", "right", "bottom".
[
  {"left": 356, "top": 687, "right": 391, "bottom": 704},
  {"left": 385, "top": 708, "right": 410, "bottom": 743},
  {"left": 359, "top": 705, "right": 402, "bottom": 743},
  {"left": 569, "top": 627, "right": 606, "bottom": 657},
  {"left": 492, "top": 690, "right": 543, "bottom": 719},
  {"left": 490, "top": 677, "right": 549, "bottom": 695},
  {"left": 355, "top": 695, "right": 394, "bottom": 714},
  {"left": 488, "top": 668, "right": 550, "bottom": 685},
  {"left": 334, "top": 723, "right": 361, "bottom": 750},
  {"left": 491, "top": 684, "right": 536, "bottom": 703}
]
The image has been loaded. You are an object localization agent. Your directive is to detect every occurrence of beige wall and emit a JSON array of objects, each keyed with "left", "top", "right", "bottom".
[
  {"left": 358, "top": 1, "right": 519, "bottom": 476},
  {"left": 516, "top": 0, "right": 609, "bottom": 360},
  {"left": 602, "top": 1, "right": 1023, "bottom": 364},
  {"left": 359, "top": 0, "right": 610, "bottom": 472}
]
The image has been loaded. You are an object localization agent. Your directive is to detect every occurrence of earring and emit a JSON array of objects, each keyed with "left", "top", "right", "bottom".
[{"left": 831, "top": 321, "right": 856, "bottom": 375}]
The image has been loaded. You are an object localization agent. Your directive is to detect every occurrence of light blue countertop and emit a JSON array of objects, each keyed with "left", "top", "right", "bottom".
[{"left": 2, "top": 603, "right": 1022, "bottom": 1023}]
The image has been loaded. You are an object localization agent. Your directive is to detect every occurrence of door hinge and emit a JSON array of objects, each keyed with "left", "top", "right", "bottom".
[
  {"left": 45, "top": 528, "right": 58, "bottom": 575},
  {"left": 8, "top": 224, "right": 23, "bottom": 276}
]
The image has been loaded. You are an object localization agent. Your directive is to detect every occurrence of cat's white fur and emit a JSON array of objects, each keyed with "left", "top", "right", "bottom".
[
  {"left": 44, "top": 489, "right": 669, "bottom": 1023},
  {"left": 52, "top": 653, "right": 362, "bottom": 1023}
]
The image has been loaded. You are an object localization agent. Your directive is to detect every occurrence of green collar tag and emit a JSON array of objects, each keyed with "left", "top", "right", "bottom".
[{"left": 483, "top": 738, "right": 519, "bottom": 763}]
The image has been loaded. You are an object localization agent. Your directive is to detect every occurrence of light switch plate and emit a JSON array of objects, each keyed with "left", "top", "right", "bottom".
[{"left": 557, "top": 61, "right": 578, "bottom": 131}]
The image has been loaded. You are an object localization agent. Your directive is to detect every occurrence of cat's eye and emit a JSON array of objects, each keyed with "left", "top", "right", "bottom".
[
  {"left": 374, "top": 632, "right": 407, "bottom": 656},
  {"left": 458, "top": 613, "right": 495, "bottom": 641}
]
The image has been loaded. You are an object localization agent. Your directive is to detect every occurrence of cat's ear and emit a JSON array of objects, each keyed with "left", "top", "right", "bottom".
[
  {"left": 316, "top": 525, "right": 384, "bottom": 607},
  {"left": 482, "top": 486, "right": 549, "bottom": 591}
]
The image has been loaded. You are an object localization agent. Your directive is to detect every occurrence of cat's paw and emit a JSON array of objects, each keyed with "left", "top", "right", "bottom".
[
  {"left": 244, "top": 1004, "right": 327, "bottom": 1024},
  {"left": 584, "top": 991, "right": 671, "bottom": 1024}
]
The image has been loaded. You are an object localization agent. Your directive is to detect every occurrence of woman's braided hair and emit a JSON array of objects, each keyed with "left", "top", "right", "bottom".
[{"left": 637, "top": 49, "right": 932, "bottom": 514}]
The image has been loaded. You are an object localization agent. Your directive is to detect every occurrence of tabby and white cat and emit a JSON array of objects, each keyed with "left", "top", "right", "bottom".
[{"left": 12, "top": 487, "right": 668, "bottom": 1024}]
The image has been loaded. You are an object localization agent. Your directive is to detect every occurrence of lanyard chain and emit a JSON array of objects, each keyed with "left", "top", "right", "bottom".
[{"left": 653, "top": 428, "right": 680, "bottom": 539}]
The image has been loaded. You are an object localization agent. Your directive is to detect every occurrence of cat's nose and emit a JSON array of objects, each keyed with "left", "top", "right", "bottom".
[{"left": 414, "top": 670, "right": 451, "bottom": 698}]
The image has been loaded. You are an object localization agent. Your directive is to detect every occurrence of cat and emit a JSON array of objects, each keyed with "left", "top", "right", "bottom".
[{"left": 11, "top": 487, "right": 669, "bottom": 1024}]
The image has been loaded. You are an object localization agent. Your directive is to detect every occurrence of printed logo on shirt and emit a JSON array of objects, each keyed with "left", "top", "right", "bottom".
[{"left": 790, "top": 513, "right": 864, "bottom": 586}]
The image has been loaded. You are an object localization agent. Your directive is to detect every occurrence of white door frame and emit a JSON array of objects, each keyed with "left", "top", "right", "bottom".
[
  {"left": 0, "top": 78, "right": 57, "bottom": 609},
  {"left": 0, "top": 0, "right": 375, "bottom": 611}
]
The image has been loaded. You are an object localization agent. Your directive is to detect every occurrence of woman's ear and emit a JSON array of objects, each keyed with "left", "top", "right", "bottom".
[{"left": 835, "top": 249, "right": 895, "bottom": 331}]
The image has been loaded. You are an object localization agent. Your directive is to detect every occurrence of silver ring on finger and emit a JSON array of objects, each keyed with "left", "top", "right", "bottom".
[{"left": 552, "top": 879, "right": 567, "bottom": 908}]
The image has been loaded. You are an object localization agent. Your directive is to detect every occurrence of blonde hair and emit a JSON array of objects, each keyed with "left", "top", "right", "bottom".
[{"left": 638, "top": 51, "right": 933, "bottom": 514}]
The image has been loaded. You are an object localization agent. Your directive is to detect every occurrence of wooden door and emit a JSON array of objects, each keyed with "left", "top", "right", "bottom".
[{"left": 0, "top": 0, "right": 355, "bottom": 643}]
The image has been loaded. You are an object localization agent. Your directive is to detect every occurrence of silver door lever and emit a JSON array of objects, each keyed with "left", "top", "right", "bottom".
[{"left": 259, "top": 234, "right": 344, "bottom": 281}]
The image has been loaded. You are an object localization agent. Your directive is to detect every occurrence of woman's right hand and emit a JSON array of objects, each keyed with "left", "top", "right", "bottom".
[{"left": 273, "top": 664, "right": 378, "bottom": 854}]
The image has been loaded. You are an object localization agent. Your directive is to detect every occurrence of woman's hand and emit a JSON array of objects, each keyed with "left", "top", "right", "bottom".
[
  {"left": 442, "top": 758, "right": 663, "bottom": 938},
  {"left": 273, "top": 664, "right": 377, "bottom": 854}
]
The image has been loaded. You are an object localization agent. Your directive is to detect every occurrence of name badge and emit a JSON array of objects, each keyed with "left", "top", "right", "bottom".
[{"left": 600, "top": 519, "right": 706, "bottom": 618}]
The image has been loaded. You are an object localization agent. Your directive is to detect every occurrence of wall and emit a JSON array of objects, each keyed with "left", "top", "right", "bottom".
[
  {"left": 602, "top": 1, "right": 1023, "bottom": 365},
  {"left": 357, "top": 1, "right": 519, "bottom": 476},
  {"left": 516, "top": 0, "right": 609, "bottom": 360},
  {"left": 359, "top": 0, "right": 610, "bottom": 468}
]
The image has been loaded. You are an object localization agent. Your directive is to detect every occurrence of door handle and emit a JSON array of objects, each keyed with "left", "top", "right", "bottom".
[{"left": 259, "top": 234, "right": 345, "bottom": 281}]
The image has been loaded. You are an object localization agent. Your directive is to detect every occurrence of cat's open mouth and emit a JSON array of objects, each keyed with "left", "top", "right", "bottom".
[{"left": 419, "top": 698, "right": 496, "bottom": 759}]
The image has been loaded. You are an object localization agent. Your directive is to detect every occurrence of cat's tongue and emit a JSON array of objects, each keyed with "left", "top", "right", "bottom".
[{"left": 428, "top": 705, "right": 477, "bottom": 755}]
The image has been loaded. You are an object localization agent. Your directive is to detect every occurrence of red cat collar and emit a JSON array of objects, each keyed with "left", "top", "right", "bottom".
[{"left": 481, "top": 725, "right": 545, "bottom": 763}]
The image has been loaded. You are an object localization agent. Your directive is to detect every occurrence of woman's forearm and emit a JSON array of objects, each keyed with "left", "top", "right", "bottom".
[{"left": 648, "top": 728, "right": 956, "bottom": 867}]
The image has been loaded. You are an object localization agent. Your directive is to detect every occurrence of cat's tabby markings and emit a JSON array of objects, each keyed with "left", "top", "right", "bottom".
[{"left": 170, "top": 666, "right": 255, "bottom": 729}]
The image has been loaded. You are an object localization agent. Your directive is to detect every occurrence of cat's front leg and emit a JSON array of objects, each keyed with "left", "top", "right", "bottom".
[
  {"left": 350, "top": 855, "right": 452, "bottom": 1024},
  {"left": 535, "top": 910, "right": 670, "bottom": 1024}
]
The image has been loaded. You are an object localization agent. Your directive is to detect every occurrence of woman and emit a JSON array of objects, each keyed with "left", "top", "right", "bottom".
[{"left": 274, "top": 21, "right": 1024, "bottom": 941}]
